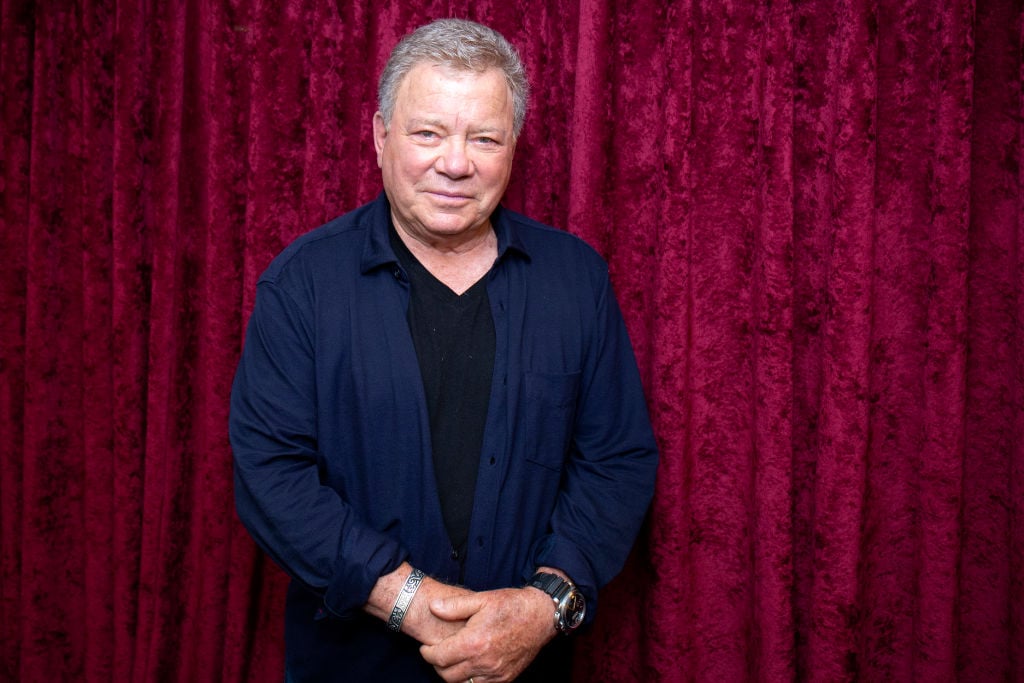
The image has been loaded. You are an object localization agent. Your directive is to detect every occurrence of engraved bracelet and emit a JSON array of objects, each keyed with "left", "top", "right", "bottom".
[{"left": 387, "top": 568, "right": 425, "bottom": 633}]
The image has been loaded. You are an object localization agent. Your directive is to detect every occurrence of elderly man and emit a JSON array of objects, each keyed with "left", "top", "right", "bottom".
[{"left": 230, "top": 18, "right": 658, "bottom": 682}]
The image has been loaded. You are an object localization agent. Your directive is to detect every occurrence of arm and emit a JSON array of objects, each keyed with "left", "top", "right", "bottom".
[
  {"left": 231, "top": 280, "right": 460, "bottom": 631},
  {"left": 525, "top": 272, "right": 659, "bottom": 615}
]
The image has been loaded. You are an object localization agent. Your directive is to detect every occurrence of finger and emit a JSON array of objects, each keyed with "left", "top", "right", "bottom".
[
  {"left": 420, "top": 641, "right": 467, "bottom": 670},
  {"left": 433, "top": 663, "right": 474, "bottom": 683},
  {"left": 429, "top": 593, "right": 484, "bottom": 621}
]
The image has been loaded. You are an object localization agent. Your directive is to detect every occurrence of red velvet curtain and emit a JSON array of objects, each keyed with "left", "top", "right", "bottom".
[{"left": 2, "top": 0, "right": 1021, "bottom": 680}]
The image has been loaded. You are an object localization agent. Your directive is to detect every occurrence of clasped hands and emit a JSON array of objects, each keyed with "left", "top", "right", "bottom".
[{"left": 389, "top": 567, "right": 558, "bottom": 683}]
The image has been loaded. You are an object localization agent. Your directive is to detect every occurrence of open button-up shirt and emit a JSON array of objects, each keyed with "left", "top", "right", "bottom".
[{"left": 230, "top": 194, "right": 658, "bottom": 680}]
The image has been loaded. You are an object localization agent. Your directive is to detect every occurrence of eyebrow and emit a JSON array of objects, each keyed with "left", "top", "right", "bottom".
[
  {"left": 405, "top": 118, "right": 444, "bottom": 129},
  {"left": 404, "top": 118, "right": 509, "bottom": 137}
]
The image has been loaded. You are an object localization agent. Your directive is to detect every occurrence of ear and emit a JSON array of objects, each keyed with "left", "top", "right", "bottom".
[{"left": 372, "top": 112, "right": 388, "bottom": 168}]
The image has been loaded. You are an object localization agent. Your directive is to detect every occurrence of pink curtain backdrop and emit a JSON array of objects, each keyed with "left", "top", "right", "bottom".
[{"left": 2, "top": 0, "right": 1022, "bottom": 680}]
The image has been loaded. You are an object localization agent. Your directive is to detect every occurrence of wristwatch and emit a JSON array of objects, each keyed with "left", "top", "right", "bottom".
[{"left": 528, "top": 571, "right": 586, "bottom": 634}]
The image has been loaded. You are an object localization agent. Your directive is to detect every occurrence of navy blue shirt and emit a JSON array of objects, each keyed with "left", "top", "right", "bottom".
[{"left": 230, "top": 194, "right": 658, "bottom": 680}]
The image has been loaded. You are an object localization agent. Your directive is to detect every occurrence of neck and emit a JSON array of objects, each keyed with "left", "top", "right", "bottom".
[
  {"left": 393, "top": 220, "right": 498, "bottom": 295},
  {"left": 393, "top": 217, "right": 495, "bottom": 255}
]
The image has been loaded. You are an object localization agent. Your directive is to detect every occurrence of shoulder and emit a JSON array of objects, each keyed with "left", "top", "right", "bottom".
[
  {"left": 259, "top": 200, "right": 382, "bottom": 286},
  {"left": 500, "top": 207, "right": 609, "bottom": 277}
]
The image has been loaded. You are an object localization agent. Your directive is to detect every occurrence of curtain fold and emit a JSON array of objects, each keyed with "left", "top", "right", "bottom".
[
  {"left": 1, "top": 0, "right": 1021, "bottom": 680},
  {"left": 961, "top": 0, "right": 1024, "bottom": 678}
]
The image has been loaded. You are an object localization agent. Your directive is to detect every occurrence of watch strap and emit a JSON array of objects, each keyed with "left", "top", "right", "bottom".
[
  {"left": 528, "top": 571, "right": 584, "bottom": 634},
  {"left": 529, "top": 571, "right": 568, "bottom": 596}
]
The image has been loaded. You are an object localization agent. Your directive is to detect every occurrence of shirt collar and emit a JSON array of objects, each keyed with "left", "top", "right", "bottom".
[{"left": 360, "top": 192, "right": 531, "bottom": 275}]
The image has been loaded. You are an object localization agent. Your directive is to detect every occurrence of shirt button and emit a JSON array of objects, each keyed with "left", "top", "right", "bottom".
[{"left": 450, "top": 549, "right": 461, "bottom": 561}]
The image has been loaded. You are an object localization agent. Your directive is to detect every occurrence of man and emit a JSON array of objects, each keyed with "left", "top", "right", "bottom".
[{"left": 230, "top": 18, "right": 658, "bottom": 682}]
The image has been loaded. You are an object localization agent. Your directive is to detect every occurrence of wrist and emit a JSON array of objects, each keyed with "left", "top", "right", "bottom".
[
  {"left": 528, "top": 570, "right": 586, "bottom": 634},
  {"left": 387, "top": 567, "right": 425, "bottom": 633}
]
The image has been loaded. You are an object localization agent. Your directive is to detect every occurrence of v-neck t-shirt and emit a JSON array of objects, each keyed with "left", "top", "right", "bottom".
[{"left": 389, "top": 224, "right": 496, "bottom": 573}]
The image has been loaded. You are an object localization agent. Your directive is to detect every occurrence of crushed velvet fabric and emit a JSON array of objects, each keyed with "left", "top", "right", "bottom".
[{"left": 1, "top": 0, "right": 1021, "bottom": 681}]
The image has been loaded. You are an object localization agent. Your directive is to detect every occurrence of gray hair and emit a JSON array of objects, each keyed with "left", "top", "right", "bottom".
[{"left": 378, "top": 19, "right": 530, "bottom": 138}]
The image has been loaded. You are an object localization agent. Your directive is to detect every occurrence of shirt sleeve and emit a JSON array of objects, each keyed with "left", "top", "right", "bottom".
[
  {"left": 230, "top": 279, "right": 407, "bottom": 619},
  {"left": 526, "top": 270, "right": 659, "bottom": 621}
]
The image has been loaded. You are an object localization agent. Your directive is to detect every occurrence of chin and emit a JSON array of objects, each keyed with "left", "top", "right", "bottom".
[
  {"left": 426, "top": 222, "right": 475, "bottom": 236},
  {"left": 422, "top": 213, "right": 480, "bottom": 233}
]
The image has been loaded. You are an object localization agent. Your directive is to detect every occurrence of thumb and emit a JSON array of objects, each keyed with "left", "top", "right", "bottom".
[{"left": 429, "top": 592, "right": 483, "bottom": 621}]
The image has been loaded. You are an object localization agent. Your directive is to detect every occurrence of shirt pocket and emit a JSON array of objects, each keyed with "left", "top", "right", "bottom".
[{"left": 522, "top": 371, "right": 581, "bottom": 471}]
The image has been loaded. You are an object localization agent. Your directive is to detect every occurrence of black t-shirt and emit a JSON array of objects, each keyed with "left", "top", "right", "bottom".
[{"left": 390, "top": 225, "right": 495, "bottom": 574}]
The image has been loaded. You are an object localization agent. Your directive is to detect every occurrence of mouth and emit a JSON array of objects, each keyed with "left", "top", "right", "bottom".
[{"left": 426, "top": 190, "right": 473, "bottom": 203}]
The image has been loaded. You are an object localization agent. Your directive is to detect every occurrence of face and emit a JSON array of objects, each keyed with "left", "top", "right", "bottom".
[{"left": 374, "top": 62, "right": 516, "bottom": 247}]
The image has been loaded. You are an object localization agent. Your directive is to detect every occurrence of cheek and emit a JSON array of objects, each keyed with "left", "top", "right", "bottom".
[
  {"left": 481, "top": 157, "right": 514, "bottom": 188},
  {"left": 398, "top": 152, "right": 436, "bottom": 180}
]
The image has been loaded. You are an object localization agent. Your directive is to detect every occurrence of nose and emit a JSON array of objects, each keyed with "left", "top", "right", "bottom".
[{"left": 434, "top": 137, "right": 472, "bottom": 179}]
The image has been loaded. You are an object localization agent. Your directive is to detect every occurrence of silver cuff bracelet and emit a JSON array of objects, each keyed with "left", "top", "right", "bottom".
[{"left": 387, "top": 568, "right": 425, "bottom": 633}]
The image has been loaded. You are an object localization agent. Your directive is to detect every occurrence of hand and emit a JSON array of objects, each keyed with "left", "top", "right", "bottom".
[
  {"left": 364, "top": 563, "right": 474, "bottom": 646},
  {"left": 401, "top": 576, "right": 474, "bottom": 646},
  {"left": 419, "top": 586, "right": 556, "bottom": 683}
]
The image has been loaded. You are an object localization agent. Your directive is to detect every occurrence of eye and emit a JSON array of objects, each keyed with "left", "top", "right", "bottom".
[
  {"left": 413, "top": 130, "right": 439, "bottom": 140},
  {"left": 473, "top": 136, "right": 500, "bottom": 146}
]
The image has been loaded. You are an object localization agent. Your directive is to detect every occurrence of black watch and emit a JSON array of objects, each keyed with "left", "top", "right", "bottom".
[{"left": 528, "top": 572, "right": 586, "bottom": 634}]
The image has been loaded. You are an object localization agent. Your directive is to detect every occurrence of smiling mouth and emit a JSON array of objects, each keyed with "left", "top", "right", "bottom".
[{"left": 427, "top": 191, "right": 473, "bottom": 203}]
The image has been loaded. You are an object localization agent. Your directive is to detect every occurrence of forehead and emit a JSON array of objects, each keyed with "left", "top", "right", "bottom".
[{"left": 395, "top": 62, "right": 512, "bottom": 115}]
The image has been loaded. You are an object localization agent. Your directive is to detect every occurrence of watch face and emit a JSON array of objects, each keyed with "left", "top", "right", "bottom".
[{"left": 563, "top": 590, "right": 586, "bottom": 629}]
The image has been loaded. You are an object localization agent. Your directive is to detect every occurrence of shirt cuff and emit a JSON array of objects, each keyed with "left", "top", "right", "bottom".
[
  {"left": 322, "top": 529, "right": 408, "bottom": 619},
  {"left": 525, "top": 534, "right": 598, "bottom": 626}
]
